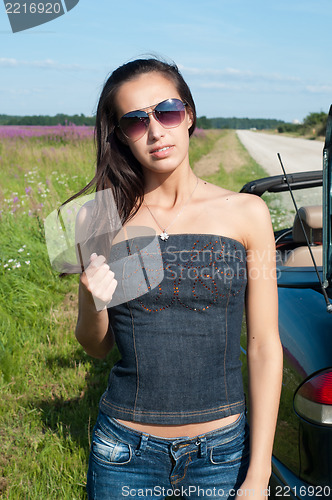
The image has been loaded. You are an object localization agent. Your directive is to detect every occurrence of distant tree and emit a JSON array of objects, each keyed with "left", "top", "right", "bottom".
[
  {"left": 0, "top": 113, "right": 95, "bottom": 126},
  {"left": 277, "top": 123, "right": 302, "bottom": 134},
  {"left": 303, "top": 111, "right": 327, "bottom": 128},
  {"left": 277, "top": 111, "right": 327, "bottom": 137},
  {"left": 196, "top": 116, "right": 211, "bottom": 129},
  {"left": 303, "top": 112, "right": 327, "bottom": 136},
  {"left": 195, "top": 116, "right": 285, "bottom": 130}
]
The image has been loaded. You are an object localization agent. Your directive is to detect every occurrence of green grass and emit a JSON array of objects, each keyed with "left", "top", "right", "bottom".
[
  {"left": 0, "top": 131, "right": 226, "bottom": 499},
  {"left": 189, "top": 129, "right": 224, "bottom": 165},
  {"left": 200, "top": 130, "right": 268, "bottom": 191},
  {"left": 0, "top": 136, "right": 113, "bottom": 498}
]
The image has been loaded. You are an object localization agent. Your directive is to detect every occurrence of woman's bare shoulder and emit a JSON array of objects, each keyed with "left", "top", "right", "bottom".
[
  {"left": 226, "top": 190, "right": 273, "bottom": 249},
  {"left": 197, "top": 179, "right": 272, "bottom": 249},
  {"left": 199, "top": 179, "right": 265, "bottom": 210}
]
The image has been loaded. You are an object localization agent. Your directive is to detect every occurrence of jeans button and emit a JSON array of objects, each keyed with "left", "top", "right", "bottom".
[{"left": 173, "top": 444, "right": 179, "bottom": 451}]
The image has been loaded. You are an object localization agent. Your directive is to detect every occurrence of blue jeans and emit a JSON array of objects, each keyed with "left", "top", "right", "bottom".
[{"left": 86, "top": 411, "right": 250, "bottom": 499}]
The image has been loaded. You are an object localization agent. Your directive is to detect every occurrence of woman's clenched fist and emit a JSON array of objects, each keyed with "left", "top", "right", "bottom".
[{"left": 80, "top": 253, "right": 117, "bottom": 311}]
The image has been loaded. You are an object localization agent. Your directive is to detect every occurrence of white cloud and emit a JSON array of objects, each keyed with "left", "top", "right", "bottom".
[
  {"left": 199, "top": 82, "right": 241, "bottom": 90},
  {"left": 0, "top": 58, "right": 87, "bottom": 71},
  {"left": 305, "top": 85, "right": 332, "bottom": 94},
  {"left": 0, "top": 87, "right": 44, "bottom": 95},
  {"left": 178, "top": 63, "right": 301, "bottom": 84}
]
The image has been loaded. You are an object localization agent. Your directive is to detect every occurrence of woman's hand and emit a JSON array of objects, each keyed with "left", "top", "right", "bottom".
[
  {"left": 235, "top": 477, "right": 270, "bottom": 499},
  {"left": 81, "top": 253, "right": 117, "bottom": 311},
  {"left": 75, "top": 253, "right": 116, "bottom": 358}
]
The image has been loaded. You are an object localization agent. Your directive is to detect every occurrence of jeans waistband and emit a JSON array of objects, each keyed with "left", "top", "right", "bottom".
[{"left": 97, "top": 411, "right": 246, "bottom": 459}]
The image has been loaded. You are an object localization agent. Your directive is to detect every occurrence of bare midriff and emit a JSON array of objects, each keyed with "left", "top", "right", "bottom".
[{"left": 117, "top": 414, "right": 241, "bottom": 438}]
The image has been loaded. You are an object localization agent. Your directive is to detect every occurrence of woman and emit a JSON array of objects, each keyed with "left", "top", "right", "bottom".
[{"left": 74, "top": 58, "right": 283, "bottom": 499}]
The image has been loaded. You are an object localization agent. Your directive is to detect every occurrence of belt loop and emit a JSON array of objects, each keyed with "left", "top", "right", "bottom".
[
  {"left": 197, "top": 436, "right": 207, "bottom": 458},
  {"left": 135, "top": 433, "right": 149, "bottom": 456}
]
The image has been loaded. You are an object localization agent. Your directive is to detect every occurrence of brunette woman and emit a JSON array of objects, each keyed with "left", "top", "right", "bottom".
[{"left": 74, "top": 58, "right": 282, "bottom": 500}]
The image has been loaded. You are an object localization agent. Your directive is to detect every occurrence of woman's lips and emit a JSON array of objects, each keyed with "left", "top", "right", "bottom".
[{"left": 150, "top": 145, "right": 174, "bottom": 159}]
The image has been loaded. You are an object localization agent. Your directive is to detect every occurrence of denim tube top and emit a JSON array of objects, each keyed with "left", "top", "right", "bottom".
[{"left": 100, "top": 233, "right": 247, "bottom": 424}]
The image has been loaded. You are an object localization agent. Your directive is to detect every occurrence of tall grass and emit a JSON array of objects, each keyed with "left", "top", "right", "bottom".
[
  {"left": 0, "top": 134, "right": 96, "bottom": 498},
  {"left": 0, "top": 128, "right": 224, "bottom": 499},
  {"left": 200, "top": 130, "right": 267, "bottom": 191}
]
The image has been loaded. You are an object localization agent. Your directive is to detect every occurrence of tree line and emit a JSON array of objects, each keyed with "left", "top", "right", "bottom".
[
  {"left": 277, "top": 111, "right": 327, "bottom": 137},
  {"left": 0, "top": 113, "right": 95, "bottom": 126},
  {"left": 0, "top": 113, "right": 285, "bottom": 129},
  {"left": 196, "top": 116, "right": 285, "bottom": 130},
  {"left": 0, "top": 111, "right": 327, "bottom": 136}
]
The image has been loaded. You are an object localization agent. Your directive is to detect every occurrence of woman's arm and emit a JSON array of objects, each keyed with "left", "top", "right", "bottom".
[
  {"left": 75, "top": 202, "right": 117, "bottom": 359},
  {"left": 239, "top": 194, "right": 283, "bottom": 497},
  {"left": 75, "top": 254, "right": 117, "bottom": 359}
]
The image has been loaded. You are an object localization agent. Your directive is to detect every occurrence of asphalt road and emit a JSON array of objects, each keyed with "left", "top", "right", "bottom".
[{"left": 236, "top": 130, "right": 324, "bottom": 175}]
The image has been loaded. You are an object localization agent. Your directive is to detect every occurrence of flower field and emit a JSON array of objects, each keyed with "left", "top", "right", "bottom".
[
  {"left": 0, "top": 124, "right": 94, "bottom": 141},
  {"left": 0, "top": 125, "right": 219, "bottom": 499}
]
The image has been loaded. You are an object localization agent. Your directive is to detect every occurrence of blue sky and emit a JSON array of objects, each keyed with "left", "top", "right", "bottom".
[{"left": 1, "top": 0, "right": 331, "bottom": 121}]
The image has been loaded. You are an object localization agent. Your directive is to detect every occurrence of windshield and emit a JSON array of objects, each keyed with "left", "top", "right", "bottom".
[{"left": 323, "top": 107, "right": 332, "bottom": 290}]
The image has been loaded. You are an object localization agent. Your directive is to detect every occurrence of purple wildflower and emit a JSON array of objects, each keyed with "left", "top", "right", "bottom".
[
  {"left": 0, "top": 125, "right": 94, "bottom": 140},
  {"left": 193, "top": 128, "right": 206, "bottom": 138}
]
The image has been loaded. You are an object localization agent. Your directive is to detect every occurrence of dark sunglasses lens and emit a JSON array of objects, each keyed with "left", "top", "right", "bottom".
[
  {"left": 154, "top": 99, "right": 186, "bottom": 128},
  {"left": 119, "top": 111, "right": 148, "bottom": 140}
]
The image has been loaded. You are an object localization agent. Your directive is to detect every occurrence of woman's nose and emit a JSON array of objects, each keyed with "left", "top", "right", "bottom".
[{"left": 146, "top": 112, "right": 165, "bottom": 140}]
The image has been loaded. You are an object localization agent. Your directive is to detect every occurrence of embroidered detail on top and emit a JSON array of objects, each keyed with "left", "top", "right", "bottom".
[{"left": 137, "top": 238, "right": 246, "bottom": 313}]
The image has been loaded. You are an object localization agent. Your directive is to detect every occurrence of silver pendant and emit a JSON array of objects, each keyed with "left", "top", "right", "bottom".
[{"left": 160, "top": 231, "right": 169, "bottom": 241}]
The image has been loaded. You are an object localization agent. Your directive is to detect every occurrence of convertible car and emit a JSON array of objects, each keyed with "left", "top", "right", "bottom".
[{"left": 239, "top": 108, "right": 332, "bottom": 498}]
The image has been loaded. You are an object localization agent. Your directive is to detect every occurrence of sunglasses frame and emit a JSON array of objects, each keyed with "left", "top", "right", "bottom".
[{"left": 117, "top": 98, "right": 188, "bottom": 141}]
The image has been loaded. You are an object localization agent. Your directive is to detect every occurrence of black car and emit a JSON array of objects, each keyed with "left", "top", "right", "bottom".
[{"left": 240, "top": 108, "right": 332, "bottom": 499}]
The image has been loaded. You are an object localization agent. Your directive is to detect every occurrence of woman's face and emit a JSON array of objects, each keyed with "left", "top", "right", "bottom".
[{"left": 114, "top": 72, "right": 193, "bottom": 176}]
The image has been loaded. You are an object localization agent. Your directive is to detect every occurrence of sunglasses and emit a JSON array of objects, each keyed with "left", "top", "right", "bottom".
[{"left": 117, "top": 98, "right": 187, "bottom": 141}]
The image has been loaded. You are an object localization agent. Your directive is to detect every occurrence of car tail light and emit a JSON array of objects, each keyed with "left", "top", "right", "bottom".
[{"left": 294, "top": 369, "right": 332, "bottom": 425}]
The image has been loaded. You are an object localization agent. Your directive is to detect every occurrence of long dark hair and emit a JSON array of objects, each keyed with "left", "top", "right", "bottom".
[{"left": 65, "top": 58, "right": 197, "bottom": 224}]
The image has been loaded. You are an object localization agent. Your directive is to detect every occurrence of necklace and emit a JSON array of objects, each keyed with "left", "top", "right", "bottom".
[{"left": 143, "top": 177, "right": 199, "bottom": 241}]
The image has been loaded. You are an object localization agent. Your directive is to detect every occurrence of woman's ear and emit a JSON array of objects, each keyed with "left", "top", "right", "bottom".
[{"left": 186, "top": 107, "right": 194, "bottom": 130}]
